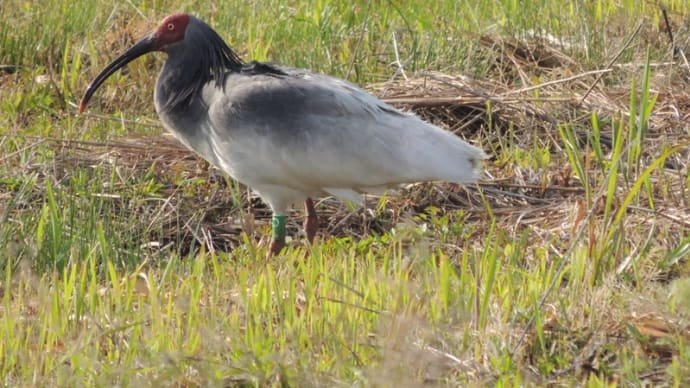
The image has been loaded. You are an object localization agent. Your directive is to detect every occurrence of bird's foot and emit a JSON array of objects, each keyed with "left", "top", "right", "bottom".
[
  {"left": 304, "top": 198, "right": 318, "bottom": 244},
  {"left": 269, "top": 238, "right": 286, "bottom": 256}
]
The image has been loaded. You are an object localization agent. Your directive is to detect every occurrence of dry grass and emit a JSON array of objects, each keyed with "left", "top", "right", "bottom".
[
  {"left": 20, "top": 30, "right": 687, "bottom": 253},
  {"left": 2, "top": 14, "right": 690, "bottom": 385}
]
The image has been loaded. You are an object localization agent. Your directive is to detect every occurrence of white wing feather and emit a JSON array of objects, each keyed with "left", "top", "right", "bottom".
[{"left": 196, "top": 71, "right": 487, "bottom": 212}]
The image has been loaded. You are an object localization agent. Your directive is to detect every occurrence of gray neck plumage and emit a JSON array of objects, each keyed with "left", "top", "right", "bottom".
[
  {"left": 156, "top": 17, "right": 244, "bottom": 113},
  {"left": 155, "top": 16, "right": 289, "bottom": 115}
]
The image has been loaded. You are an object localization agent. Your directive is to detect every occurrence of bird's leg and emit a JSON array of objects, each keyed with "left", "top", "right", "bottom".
[
  {"left": 304, "top": 198, "right": 318, "bottom": 244},
  {"left": 269, "top": 214, "right": 287, "bottom": 255}
]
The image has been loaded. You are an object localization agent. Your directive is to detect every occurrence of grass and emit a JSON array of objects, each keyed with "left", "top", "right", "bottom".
[{"left": 1, "top": 0, "right": 690, "bottom": 386}]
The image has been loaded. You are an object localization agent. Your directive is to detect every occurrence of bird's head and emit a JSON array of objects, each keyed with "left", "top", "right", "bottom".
[
  {"left": 79, "top": 13, "right": 243, "bottom": 113},
  {"left": 150, "top": 13, "right": 191, "bottom": 51}
]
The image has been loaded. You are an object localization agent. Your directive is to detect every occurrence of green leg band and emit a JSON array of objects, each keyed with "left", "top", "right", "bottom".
[{"left": 272, "top": 214, "right": 287, "bottom": 242}]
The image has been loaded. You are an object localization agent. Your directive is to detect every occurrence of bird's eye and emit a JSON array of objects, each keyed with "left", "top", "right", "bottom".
[{"left": 167, "top": 23, "right": 174, "bottom": 30}]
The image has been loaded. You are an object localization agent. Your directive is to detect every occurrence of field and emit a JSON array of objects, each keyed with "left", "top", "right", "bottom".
[{"left": 1, "top": 0, "right": 690, "bottom": 386}]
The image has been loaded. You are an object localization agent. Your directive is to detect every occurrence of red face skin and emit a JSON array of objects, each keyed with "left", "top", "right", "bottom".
[{"left": 152, "top": 13, "right": 190, "bottom": 51}]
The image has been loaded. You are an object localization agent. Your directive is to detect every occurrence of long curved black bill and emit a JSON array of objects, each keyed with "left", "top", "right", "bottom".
[{"left": 79, "top": 35, "right": 156, "bottom": 113}]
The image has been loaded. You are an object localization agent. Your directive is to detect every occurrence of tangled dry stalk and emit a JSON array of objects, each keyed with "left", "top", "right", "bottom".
[
  {"left": 1, "top": 24, "right": 689, "bottom": 384},
  {"left": 23, "top": 31, "right": 685, "bottom": 255}
]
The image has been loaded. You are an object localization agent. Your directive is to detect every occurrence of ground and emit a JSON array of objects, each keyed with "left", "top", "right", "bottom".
[{"left": 1, "top": 1, "right": 689, "bottom": 386}]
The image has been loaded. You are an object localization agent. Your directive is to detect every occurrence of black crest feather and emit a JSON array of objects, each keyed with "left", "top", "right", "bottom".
[{"left": 162, "top": 16, "right": 286, "bottom": 111}]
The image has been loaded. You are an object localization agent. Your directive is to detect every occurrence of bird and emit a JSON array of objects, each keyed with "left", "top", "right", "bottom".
[{"left": 79, "top": 13, "right": 487, "bottom": 255}]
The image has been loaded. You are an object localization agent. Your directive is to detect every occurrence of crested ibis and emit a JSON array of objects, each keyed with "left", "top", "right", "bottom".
[{"left": 80, "top": 13, "right": 487, "bottom": 255}]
